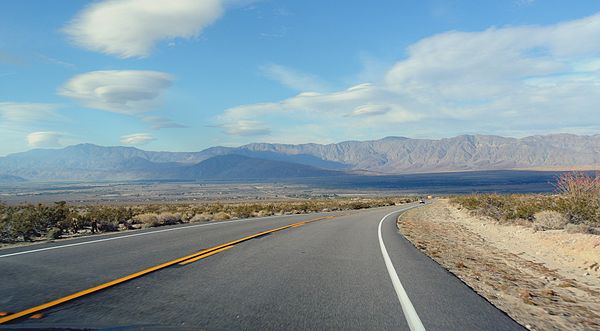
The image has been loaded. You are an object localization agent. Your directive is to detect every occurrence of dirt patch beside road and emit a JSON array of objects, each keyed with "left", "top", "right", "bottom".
[{"left": 399, "top": 200, "right": 600, "bottom": 331}]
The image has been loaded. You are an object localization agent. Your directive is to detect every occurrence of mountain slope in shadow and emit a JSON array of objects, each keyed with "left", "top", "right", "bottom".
[{"left": 179, "top": 154, "right": 339, "bottom": 180}]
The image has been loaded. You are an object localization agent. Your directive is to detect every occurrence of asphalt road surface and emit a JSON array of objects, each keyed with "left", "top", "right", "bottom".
[{"left": 0, "top": 203, "right": 525, "bottom": 330}]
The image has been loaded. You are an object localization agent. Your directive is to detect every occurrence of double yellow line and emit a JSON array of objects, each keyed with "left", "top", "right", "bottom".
[{"left": 0, "top": 215, "right": 333, "bottom": 324}]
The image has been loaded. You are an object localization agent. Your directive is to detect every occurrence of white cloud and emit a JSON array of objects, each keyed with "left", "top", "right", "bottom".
[
  {"left": 120, "top": 133, "right": 155, "bottom": 145},
  {"left": 59, "top": 70, "right": 173, "bottom": 115},
  {"left": 64, "top": 0, "right": 225, "bottom": 58},
  {"left": 218, "top": 83, "right": 421, "bottom": 139},
  {"left": 260, "top": 64, "right": 326, "bottom": 91},
  {"left": 219, "top": 120, "right": 271, "bottom": 136},
  {"left": 142, "top": 116, "right": 186, "bottom": 130},
  {"left": 217, "top": 12, "right": 600, "bottom": 142},
  {"left": 27, "top": 132, "right": 64, "bottom": 148},
  {"left": 347, "top": 105, "right": 391, "bottom": 117},
  {"left": 0, "top": 102, "right": 61, "bottom": 123}
]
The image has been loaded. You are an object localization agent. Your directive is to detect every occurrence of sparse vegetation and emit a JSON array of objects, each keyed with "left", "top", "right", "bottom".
[
  {"left": 0, "top": 196, "right": 416, "bottom": 244},
  {"left": 533, "top": 210, "right": 568, "bottom": 231},
  {"left": 451, "top": 172, "right": 600, "bottom": 233}
]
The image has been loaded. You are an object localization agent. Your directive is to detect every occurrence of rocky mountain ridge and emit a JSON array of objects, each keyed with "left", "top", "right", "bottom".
[{"left": 1, "top": 133, "right": 599, "bottom": 181}]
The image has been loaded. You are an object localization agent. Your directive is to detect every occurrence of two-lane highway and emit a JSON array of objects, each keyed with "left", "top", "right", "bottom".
[{"left": 0, "top": 204, "right": 524, "bottom": 330}]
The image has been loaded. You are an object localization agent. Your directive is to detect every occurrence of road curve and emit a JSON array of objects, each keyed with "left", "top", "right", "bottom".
[{"left": 0, "top": 204, "right": 524, "bottom": 330}]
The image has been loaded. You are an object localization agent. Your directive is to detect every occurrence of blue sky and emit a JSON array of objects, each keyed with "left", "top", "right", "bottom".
[{"left": 1, "top": 0, "right": 600, "bottom": 155}]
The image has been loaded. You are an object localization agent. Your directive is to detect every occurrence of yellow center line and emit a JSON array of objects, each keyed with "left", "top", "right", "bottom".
[
  {"left": 178, "top": 245, "right": 233, "bottom": 265},
  {"left": 0, "top": 215, "right": 332, "bottom": 324}
]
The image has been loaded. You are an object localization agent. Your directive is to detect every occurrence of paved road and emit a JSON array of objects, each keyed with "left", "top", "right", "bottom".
[{"left": 0, "top": 204, "right": 524, "bottom": 330}]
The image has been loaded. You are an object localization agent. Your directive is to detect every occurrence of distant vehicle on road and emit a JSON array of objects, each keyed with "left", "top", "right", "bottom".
[{"left": 419, "top": 199, "right": 426, "bottom": 204}]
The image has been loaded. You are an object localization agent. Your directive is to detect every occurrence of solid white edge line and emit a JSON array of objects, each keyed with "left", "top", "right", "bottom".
[
  {"left": 378, "top": 207, "right": 426, "bottom": 331},
  {"left": 0, "top": 213, "right": 301, "bottom": 258}
]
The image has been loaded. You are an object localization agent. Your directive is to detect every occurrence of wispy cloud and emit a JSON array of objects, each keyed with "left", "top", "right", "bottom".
[
  {"left": 217, "top": 12, "right": 600, "bottom": 142},
  {"left": 218, "top": 120, "right": 271, "bottom": 136},
  {"left": 260, "top": 64, "right": 327, "bottom": 91},
  {"left": 346, "top": 105, "right": 391, "bottom": 117},
  {"left": 36, "top": 53, "right": 76, "bottom": 69},
  {"left": 27, "top": 131, "right": 64, "bottom": 148},
  {"left": 63, "top": 0, "right": 227, "bottom": 58},
  {"left": 0, "top": 102, "right": 62, "bottom": 123},
  {"left": 120, "top": 133, "right": 156, "bottom": 145},
  {"left": 259, "top": 26, "right": 288, "bottom": 39},
  {"left": 142, "top": 116, "right": 186, "bottom": 130},
  {"left": 59, "top": 70, "right": 173, "bottom": 115}
]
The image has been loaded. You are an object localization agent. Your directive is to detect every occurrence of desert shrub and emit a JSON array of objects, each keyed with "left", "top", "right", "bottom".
[
  {"left": 231, "top": 204, "right": 255, "bottom": 218},
  {"left": 180, "top": 211, "right": 194, "bottom": 222},
  {"left": 157, "top": 212, "right": 182, "bottom": 225},
  {"left": 452, "top": 193, "right": 562, "bottom": 223},
  {"left": 212, "top": 212, "right": 231, "bottom": 221},
  {"left": 189, "top": 214, "right": 209, "bottom": 223},
  {"left": 565, "top": 223, "right": 594, "bottom": 234},
  {"left": 349, "top": 201, "right": 370, "bottom": 209},
  {"left": 553, "top": 172, "right": 600, "bottom": 225},
  {"left": 47, "top": 227, "right": 62, "bottom": 240},
  {"left": 133, "top": 213, "right": 160, "bottom": 227},
  {"left": 533, "top": 211, "right": 568, "bottom": 231},
  {"left": 255, "top": 209, "right": 271, "bottom": 217},
  {"left": 452, "top": 195, "right": 484, "bottom": 210},
  {"left": 0, "top": 202, "right": 75, "bottom": 242},
  {"left": 88, "top": 206, "right": 133, "bottom": 232},
  {"left": 57, "top": 216, "right": 86, "bottom": 234},
  {"left": 12, "top": 207, "right": 42, "bottom": 241}
]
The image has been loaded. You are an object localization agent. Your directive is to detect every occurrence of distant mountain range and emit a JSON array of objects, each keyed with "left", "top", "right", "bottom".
[
  {"left": 0, "top": 174, "right": 27, "bottom": 184},
  {"left": 1, "top": 133, "right": 600, "bottom": 181}
]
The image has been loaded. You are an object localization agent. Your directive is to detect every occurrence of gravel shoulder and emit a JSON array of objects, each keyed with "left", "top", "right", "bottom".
[{"left": 399, "top": 199, "right": 600, "bottom": 331}]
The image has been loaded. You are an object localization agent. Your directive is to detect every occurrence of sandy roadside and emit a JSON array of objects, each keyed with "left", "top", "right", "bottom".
[{"left": 399, "top": 200, "right": 600, "bottom": 331}]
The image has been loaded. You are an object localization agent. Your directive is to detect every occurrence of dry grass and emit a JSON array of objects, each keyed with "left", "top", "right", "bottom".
[{"left": 533, "top": 210, "right": 568, "bottom": 231}]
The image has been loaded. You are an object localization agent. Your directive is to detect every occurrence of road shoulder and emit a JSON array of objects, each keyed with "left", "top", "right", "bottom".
[{"left": 398, "top": 200, "right": 600, "bottom": 331}]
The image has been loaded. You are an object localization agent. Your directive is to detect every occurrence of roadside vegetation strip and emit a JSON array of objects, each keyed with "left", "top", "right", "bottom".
[
  {"left": 0, "top": 221, "right": 230, "bottom": 259},
  {"left": 0, "top": 197, "right": 417, "bottom": 245},
  {"left": 0, "top": 216, "right": 332, "bottom": 325}
]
